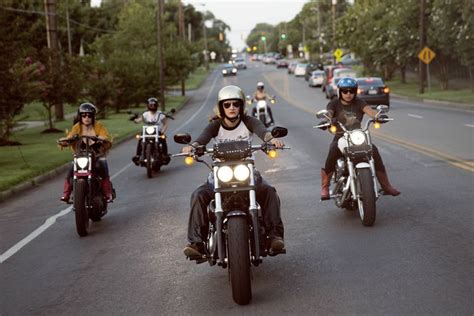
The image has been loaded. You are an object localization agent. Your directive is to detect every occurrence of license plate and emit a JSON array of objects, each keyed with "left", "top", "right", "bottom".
[{"left": 368, "top": 89, "right": 377, "bottom": 95}]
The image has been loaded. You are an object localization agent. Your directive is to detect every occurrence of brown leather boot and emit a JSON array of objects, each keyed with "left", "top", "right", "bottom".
[
  {"left": 320, "top": 169, "right": 333, "bottom": 200},
  {"left": 376, "top": 170, "right": 401, "bottom": 196},
  {"left": 101, "top": 177, "right": 114, "bottom": 203},
  {"left": 60, "top": 178, "right": 72, "bottom": 203}
]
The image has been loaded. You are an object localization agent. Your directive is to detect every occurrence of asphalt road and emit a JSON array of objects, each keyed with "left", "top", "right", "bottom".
[{"left": 1, "top": 59, "right": 473, "bottom": 315}]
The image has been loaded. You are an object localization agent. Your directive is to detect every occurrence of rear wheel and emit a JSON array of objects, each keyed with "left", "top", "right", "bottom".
[
  {"left": 146, "top": 144, "right": 153, "bottom": 178},
  {"left": 356, "top": 169, "right": 376, "bottom": 226},
  {"left": 227, "top": 216, "right": 252, "bottom": 305},
  {"left": 74, "top": 179, "right": 89, "bottom": 237}
]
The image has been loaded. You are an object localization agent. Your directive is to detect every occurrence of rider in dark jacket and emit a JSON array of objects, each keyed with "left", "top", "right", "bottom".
[
  {"left": 319, "top": 77, "right": 400, "bottom": 200},
  {"left": 181, "top": 85, "right": 286, "bottom": 257}
]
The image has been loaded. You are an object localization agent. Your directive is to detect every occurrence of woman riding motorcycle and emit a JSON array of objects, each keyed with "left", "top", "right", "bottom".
[
  {"left": 131, "top": 97, "right": 170, "bottom": 165},
  {"left": 251, "top": 82, "right": 275, "bottom": 125},
  {"left": 181, "top": 85, "right": 285, "bottom": 257},
  {"left": 58, "top": 103, "right": 114, "bottom": 203},
  {"left": 319, "top": 77, "right": 400, "bottom": 199}
]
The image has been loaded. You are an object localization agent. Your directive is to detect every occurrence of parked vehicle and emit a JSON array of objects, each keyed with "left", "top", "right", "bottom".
[
  {"left": 234, "top": 57, "right": 247, "bottom": 70},
  {"left": 322, "top": 64, "right": 346, "bottom": 92},
  {"left": 287, "top": 62, "right": 298, "bottom": 74},
  {"left": 356, "top": 77, "right": 390, "bottom": 107},
  {"left": 173, "top": 127, "right": 289, "bottom": 305},
  {"left": 308, "top": 70, "right": 325, "bottom": 87},
  {"left": 222, "top": 64, "right": 237, "bottom": 77},
  {"left": 304, "top": 63, "right": 322, "bottom": 81},
  {"left": 333, "top": 68, "right": 356, "bottom": 80},
  {"left": 58, "top": 135, "right": 115, "bottom": 237},
  {"left": 276, "top": 59, "right": 289, "bottom": 68},
  {"left": 294, "top": 63, "right": 307, "bottom": 77},
  {"left": 314, "top": 106, "right": 392, "bottom": 226},
  {"left": 325, "top": 77, "right": 342, "bottom": 99}
]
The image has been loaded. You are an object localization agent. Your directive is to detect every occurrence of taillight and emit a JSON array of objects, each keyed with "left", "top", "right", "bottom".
[
  {"left": 383, "top": 87, "right": 390, "bottom": 94},
  {"left": 357, "top": 88, "right": 364, "bottom": 94}
]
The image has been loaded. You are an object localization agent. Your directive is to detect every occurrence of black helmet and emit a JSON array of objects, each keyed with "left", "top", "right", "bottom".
[
  {"left": 147, "top": 97, "right": 159, "bottom": 111},
  {"left": 77, "top": 102, "right": 96, "bottom": 124}
]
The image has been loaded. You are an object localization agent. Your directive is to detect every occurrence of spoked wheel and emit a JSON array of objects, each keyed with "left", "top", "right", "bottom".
[
  {"left": 356, "top": 169, "right": 376, "bottom": 226},
  {"left": 145, "top": 144, "right": 153, "bottom": 178},
  {"left": 74, "top": 179, "right": 89, "bottom": 237},
  {"left": 227, "top": 216, "right": 252, "bottom": 305}
]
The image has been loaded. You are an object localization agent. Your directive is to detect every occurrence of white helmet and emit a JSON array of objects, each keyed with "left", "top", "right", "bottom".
[
  {"left": 257, "top": 82, "right": 264, "bottom": 89},
  {"left": 217, "top": 85, "right": 245, "bottom": 118}
]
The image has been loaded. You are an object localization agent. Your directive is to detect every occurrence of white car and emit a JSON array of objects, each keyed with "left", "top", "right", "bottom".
[
  {"left": 234, "top": 58, "right": 247, "bottom": 69},
  {"left": 222, "top": 65, "right": 237, "bottom": 76},
  {"left": 294, "top": 63, "right": 307, "bottom": 77},
  {"left": 309, "top": 70, "right": 325, "bottom": 87}
]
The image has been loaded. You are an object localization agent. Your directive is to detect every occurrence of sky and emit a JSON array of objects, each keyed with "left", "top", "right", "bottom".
[{"left": 183, "top": 0, "right": 307, "bottom": 50}]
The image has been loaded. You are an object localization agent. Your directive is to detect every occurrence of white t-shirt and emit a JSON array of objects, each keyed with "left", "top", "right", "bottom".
[{"left": 142, "top": 111, "right": 165, "bottom": 131}]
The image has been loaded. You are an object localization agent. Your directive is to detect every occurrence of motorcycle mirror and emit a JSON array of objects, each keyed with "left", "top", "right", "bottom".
[
  {"left": 376, "top": 105, "right": 389, "bottom": 113},
  {"left": 174, "top": 133, "right": 191, "bottom": 144},
  {"left": 316, "top": 109, "right": 329, "bottom": 119},
  {"left": 170, "top": 108, "right": 176, "bottom": 114},
  {"left": 271, "top": 126, "right": 288, "bottom": 138}
]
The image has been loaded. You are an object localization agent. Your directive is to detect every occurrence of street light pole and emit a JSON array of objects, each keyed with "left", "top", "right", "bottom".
[{"left": 203, "top": 22, "right": 209, "bottom": 70}]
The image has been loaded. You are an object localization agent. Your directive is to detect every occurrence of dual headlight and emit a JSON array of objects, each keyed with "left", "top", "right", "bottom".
[
  {"left": 76, "top": 157, "right": 89, "bottom": 169},
  {"left": 217, "top": 165, "right": 250, "bottom": 183},
  {"left": 222, "top": 70, "right": 227, "bottom": 74},
  {"left": 146, "top": 126, "right": 156, "bottom": 135},
  {"left": 349, "top": 130, "right": 366, "bottom": 146}
]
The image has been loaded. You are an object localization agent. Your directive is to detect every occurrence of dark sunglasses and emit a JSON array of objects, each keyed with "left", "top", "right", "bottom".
[
  {"left": 223, "top": 101, "right": 241, "bottom": 109},
  {"left": 80, "top": 113, "right": 93, "bottom": 118},
  {"left": 340, "top": 89, "right": 356, "bottom": 94}
]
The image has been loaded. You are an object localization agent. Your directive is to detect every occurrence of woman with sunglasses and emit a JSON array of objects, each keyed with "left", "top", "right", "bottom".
[
  {"left": 319, "top": 77, "right": 400, "bottom": 200},
  {"left": 180, "top": 85, "right": 286, "bottom": 257},
  {"left": 58, "top": 103, "right": 114, "bottom": 203}
]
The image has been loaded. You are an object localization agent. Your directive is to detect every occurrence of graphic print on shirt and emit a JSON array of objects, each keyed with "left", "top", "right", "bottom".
[{"left": 214, "top": 120, "right": 253, "bottom": 144}]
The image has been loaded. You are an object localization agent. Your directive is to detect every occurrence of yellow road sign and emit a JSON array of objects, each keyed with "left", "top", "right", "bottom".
[
  {"left": 333, "top": 48, "right": 343, "bottom": 58},
  {"left": 418, "top": 46, "right": 436, "bottom": 64}
]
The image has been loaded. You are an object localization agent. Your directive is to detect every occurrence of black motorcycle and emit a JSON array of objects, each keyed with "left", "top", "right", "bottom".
[
  {"left": 131, "top": 109, "right": 175, "bottom": 178},
  {"left": 58, "top": 135, "right": 115, "bottom": 237},
  {"left": 173, "top": 127, "right": 289, "bottom": 305}
]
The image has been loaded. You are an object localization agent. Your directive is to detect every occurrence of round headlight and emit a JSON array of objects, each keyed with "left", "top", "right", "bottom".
[
  {"left": 146, "top": 126, "right": 156, "bottom": 134},
  {"left": 217, "top": 166, "right": 233, "bottom": 182},
  {"left": 350, "top": 130, "right": 366, "bottom": 145},
  {"left": 222, "top": 70, "right": 227, "bottom": 74},
  {"left": 234, "top": 164, "right": 250, "bottom": 181},
  {"left": 77, "top": 157, "right": 89, "bottom": 169},
  {"left": 232, "top": 69, "right": 237, "bottom": 73}
]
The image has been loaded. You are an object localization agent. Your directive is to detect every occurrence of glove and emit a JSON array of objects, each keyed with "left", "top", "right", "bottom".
[
  {"left": 376, "top": 114, "right": 389, "bottom": 124},
  {"left": 318, "top": 120, "right": 329, "bottom": 130},
  {"left": 194, "top": 145, "right": 206, "bottom": 157},
  {"left": 129, "top": 113, "right": 139, "bottom": 121}
]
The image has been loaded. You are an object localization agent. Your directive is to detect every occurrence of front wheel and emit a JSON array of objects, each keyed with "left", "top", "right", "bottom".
[
  {"left": 227, "top": 216, "right": 252, "bottom": 305},
  {"left": 356, "top": 168, "right": 376, "bottom": 226},
  {"left": 146, "top": 143, "right": 153, "bottom": 178},
  {"left": 74, "top": 179, "right": 89, "bottom": 237}
]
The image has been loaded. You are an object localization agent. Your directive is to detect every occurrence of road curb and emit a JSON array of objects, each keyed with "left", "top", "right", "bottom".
[{"left": 391, "top": 93, "right": 474, "bottom": 111}]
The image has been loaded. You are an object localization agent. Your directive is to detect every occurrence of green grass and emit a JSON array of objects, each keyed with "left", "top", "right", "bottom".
[
  {"left": 0, "top": 96, "right": 189, "bottom": 192},
  {"left": 169, "top": 64, "right": 218, "bottom": 90},
  {"left": 15, "top": 102, "right": 77, "bottom": 121},
  {"left": 386, "top": 80, "right": 474, "bottom": 104}
]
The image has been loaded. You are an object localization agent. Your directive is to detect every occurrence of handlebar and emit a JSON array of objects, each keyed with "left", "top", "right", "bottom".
[{"left": 171, "top": 143, "right": 290, "bottom": 158}]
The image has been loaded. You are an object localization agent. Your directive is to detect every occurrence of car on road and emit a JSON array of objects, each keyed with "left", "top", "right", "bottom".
[
  {"left": 356, "top": 77, "right": 390, "bottom": 107},
  {"left": 294, "top": 63, "right": 307, "bottom": 77},
  {"left": 222, "top": 64, "right": 237, "bottom": 77},
  {"left": 308, "top": 70, "right": 325, "bottom": 87},
  {"left": 276, "top": 59, "right": 289, "bottom": 68},
  {"left": 288, "top": 62, "right": 298, "bottom": 74},
  {"left": 233, "top": 57, "right": 247, "bottom": 70},
  {"left": 333, "top": 67, "right": 356, "bottom": 80},
  {"left": 325, "top": 77, "right": 341, "bottom": 99},
  {"left": 322, "top": 64, "right": 347, "bottom": 92}
]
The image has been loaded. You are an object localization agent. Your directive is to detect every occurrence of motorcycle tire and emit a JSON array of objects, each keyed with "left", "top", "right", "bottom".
[
  {"left": 356, "top": 168, "right": 376, "bottom": 226},
  {"left": 74, "top": 179, "right": 89, "bottom": 237},
  {"left": 227, "top": 216, "right": 252, "bottom": 305},
  {"left": 146, "top": 144, "right": 153, "bottom": 178}
]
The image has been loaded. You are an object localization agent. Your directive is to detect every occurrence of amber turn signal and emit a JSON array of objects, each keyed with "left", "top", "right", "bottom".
[
  {"left": 268, "top": 150, "right": 278, "bottom": 158},
  {"left": 374, "top": 122, "right": 381, "bottom": 129},
  {"left": 185, "top": 156, "right": 194, "bottom": 165},
  {"left": 330, "top": 125, "right": 337, "bottom": 133},
  {"left": 383, "top": 87, "right": 390, "bottom": 94},
  {"left": 135, "top": 134, "right": 140, "bottom": 139}
]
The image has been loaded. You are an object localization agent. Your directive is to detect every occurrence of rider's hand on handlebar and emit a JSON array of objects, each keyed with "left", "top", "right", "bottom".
[
  {"left": 376, "top": 114, "right": 389, "bottom": 123},
  {"left": 270, "top": 138, "right": 284, "bottom": 149},
  {"left": 318, "top": 120, "right": 329, "bottom": 130},
  {"left": 181, "top": 145, "right": 193, "bottom": 154}
]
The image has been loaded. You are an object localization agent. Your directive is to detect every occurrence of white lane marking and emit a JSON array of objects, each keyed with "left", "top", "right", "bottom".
[
  {"left": 0, "top": 207, "right": 72, "bottom": 263},
  {"left": 408, "top": 113, "right": 424, "bottom": 119},
  {"left": 464, "top": 124, "right": 474, "bottom": 128},
  {"left": 174, "top": 73, "right": 219, "bottom": 132},
  {"left": 0, "top": 74, "right": 220, "bottom": 264}
]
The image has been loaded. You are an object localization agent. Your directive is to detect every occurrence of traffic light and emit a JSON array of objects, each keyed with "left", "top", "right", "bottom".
[
  {"left": 252, "top": 46, "right": 257, "bottom": 51},
  {"left": 261, "top": 36, "right": 266, "bottom": 41},
  {"left": 281, "top": 33, "right": 286, "bottom": 39}
]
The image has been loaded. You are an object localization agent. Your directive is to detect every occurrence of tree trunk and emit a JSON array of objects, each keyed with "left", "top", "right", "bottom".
[
  {"left": 181, "top": 79, "right": 185, "bottom": 96},
  {"left": 47, "top": 103, "right": 54, "bottom": 130},
  {"left": 400, "top": 65, "right": 406, "bottom": 84}
]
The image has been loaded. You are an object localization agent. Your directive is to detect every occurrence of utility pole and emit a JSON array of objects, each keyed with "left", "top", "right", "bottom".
[
  {"left": 66, "top": 0, "right": 72, "bottom": 54},
  {"left": 178, "top": 1, "right": 186, "bottom": 96},
  {"left": 44, "top": 0, "right": 64, "bottom": 120},
  {"left": 332, "top": 0, "right": 337, "bottom": 64},
  {"left": 419, "top": 0, "right": 427, "bottom": 94},
  {"left": 317, "top": 1, "right": 322, "bottom": 61},
  {"left": 203, "top": 23, "right": 209, "bottom": 70},
  {"left": 156, "top": 0, "right": 166, "bottom": 110}
]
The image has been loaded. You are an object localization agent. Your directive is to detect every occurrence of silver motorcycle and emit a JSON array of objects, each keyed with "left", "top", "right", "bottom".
[{"left": 315, "top": 105, "right": 392, "bottom": 226}]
